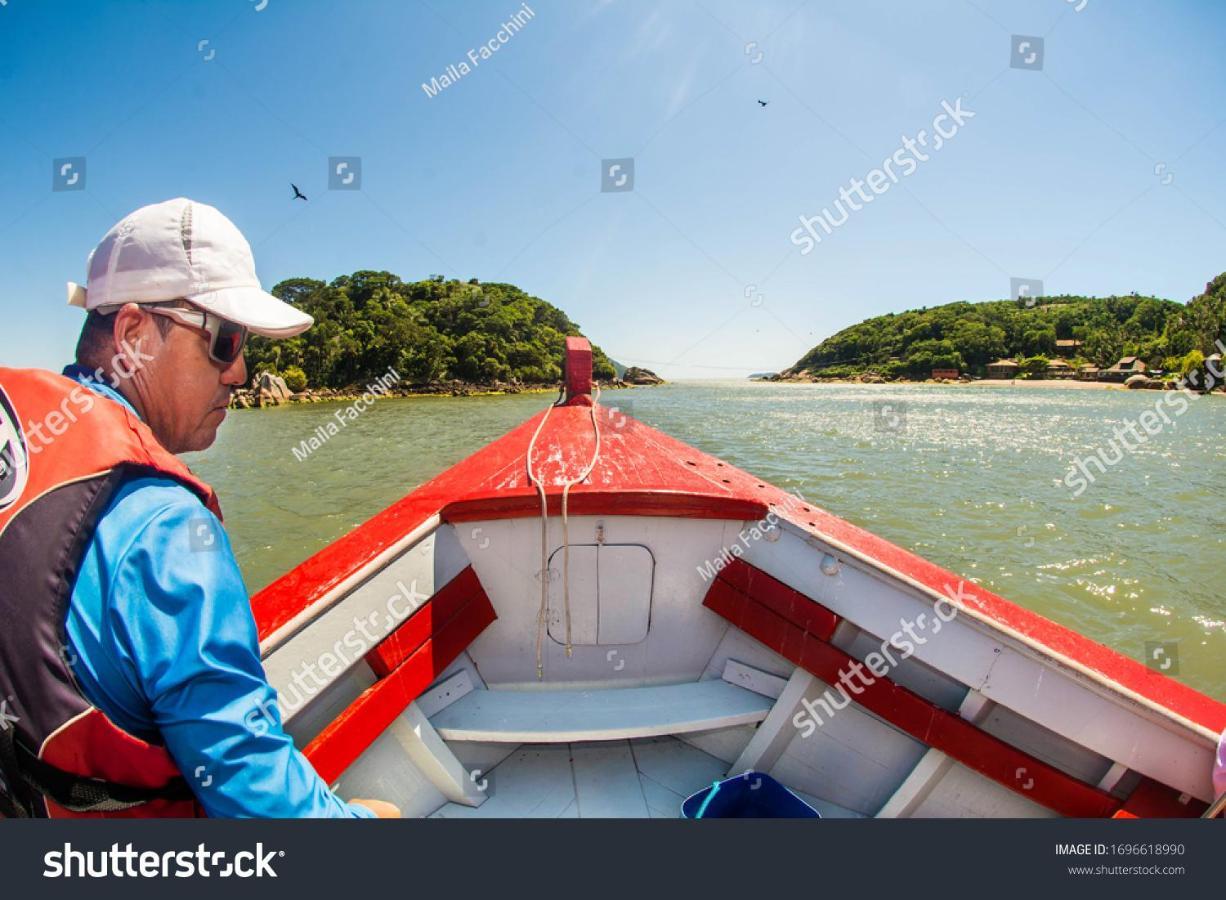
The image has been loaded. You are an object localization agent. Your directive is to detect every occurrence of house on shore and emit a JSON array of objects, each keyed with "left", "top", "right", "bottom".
[
  {"left": 1046, "top": 359, "right": 1075, "bottom": 379},
  {"left": 931, "top": 367, "right": 960, "bottom": 380},
  {"left": 1101, "top": 356, "right": 1147, "bottom": 383},
  {"left": 986, "top": 359, "right": 1020, "bottom": 379},
  {"left": 1077, "top": 364, "right": 1100, "bottom": 381}
]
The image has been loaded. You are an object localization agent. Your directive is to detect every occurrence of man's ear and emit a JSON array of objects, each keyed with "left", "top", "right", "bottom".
[{"left": 109, "top": 303, "right": 160, "bottom": 375}]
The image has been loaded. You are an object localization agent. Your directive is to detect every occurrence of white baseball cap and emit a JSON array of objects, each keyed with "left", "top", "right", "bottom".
[{"left": 67, "top": 197, "right": 313, "bottom": 338}]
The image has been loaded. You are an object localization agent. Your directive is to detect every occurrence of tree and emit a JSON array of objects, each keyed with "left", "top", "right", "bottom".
[
  {"left": 1178, "top": 349, "right": 1209, "bottom": 390},
  {"left": 1020, "top": 355, "right": 1049, "bottom": 378},
  {"left": 283, "top": 366, "right": 308, "bottom": 392},
  {"left": 1019, "top": 325, "right": 1057, "bottom": 357},
  {"left": 950, "top": 320, "right": 1007, "bottom": 368},
  {"left": 248, "top": 273, "right": 618, "bottom": 389},
  {"left": 785, "top": 291, "right": 1189, "bottom": 380},
  {"left": 902, "top": 339, "right": 964, "bottom": 377},
  {"left": 1083, "top": 324, "right": 1125, "bottom": 368}
]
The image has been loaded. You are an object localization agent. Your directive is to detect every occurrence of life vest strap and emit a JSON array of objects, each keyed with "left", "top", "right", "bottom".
[{"left": 0, "top": 723, "right": 194, "bottom": 816}]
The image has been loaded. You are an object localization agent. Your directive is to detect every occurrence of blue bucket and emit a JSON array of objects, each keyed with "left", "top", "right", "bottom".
[{"left": 681, "top": 772, "right": 820, "bottom": 818}]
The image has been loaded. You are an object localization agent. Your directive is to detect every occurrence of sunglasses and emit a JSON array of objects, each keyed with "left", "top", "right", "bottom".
[{"left": 143, "top": 303, "right": 249, "bottom": 365}]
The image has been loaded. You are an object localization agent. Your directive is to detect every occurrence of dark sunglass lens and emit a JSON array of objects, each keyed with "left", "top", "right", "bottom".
[{"left": 213, "top": 321, "right": 247, "bottom": 363}]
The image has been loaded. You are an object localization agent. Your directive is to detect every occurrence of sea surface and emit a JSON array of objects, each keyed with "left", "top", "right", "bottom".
[{"left": 186, "top": 380, "right": 1226, "bottom": 700}]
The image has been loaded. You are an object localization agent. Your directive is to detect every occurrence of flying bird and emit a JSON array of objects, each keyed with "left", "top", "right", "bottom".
[
  {"left": 757, "top": 99, "right": 769, "bottom": 107},
  {"left": 291, "top": 183, "right": 308, "bottom": 201}
]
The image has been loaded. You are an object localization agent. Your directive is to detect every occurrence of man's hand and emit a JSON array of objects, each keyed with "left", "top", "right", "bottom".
[{"left": 352, "top": 798, "right": 401, "bottom": 818}]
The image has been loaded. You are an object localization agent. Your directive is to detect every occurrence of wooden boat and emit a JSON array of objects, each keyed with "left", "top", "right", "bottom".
[{"left": 251, "top": 339, "right": 1226, "bottom": 818}]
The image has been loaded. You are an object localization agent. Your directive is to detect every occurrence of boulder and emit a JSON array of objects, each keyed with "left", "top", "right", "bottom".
[
  {"left": 621, "top": 366, "right": 664, "bottom": 385},
  {"left": 1124, "top": 374, "right": 1152, "bottom": 389},
  {"left": 256, "top": 372, "right": 292, "bottom": 406}
]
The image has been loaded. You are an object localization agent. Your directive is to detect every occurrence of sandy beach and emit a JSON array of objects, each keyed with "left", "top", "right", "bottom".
[
  {"left": 771, "top": 376, "right": 1130, "bottom": 391},
  {"left": 949, "top": 378, "right": 1124, "bottom": 390}
]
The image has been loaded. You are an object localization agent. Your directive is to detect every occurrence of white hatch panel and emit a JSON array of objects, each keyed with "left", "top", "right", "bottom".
[
  {"left": 547, "top": 544, "right": 653, "bottom": 646},
  {"left": 598, "top": 545, "right": 652, "bottom": 644},
  {"left": 546, "top": 545, "right": 599, "bottom": 644}
]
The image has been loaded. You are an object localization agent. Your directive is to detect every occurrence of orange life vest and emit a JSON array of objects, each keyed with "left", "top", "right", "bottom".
[{"left": 0, "top": 367, "right": 221, "bottom": 817}]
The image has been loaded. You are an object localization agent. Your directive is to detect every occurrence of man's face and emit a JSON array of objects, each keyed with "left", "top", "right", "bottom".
[{"left": 112, "top": 303, "right": 247, "bottom": 453}]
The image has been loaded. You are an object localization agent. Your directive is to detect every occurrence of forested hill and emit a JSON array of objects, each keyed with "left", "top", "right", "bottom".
[
  {"left": 785, "top": 272, "right": 1226, "bottom": 380},
  {"left": 245, "top": 271, "right": 618, "bottom": 390}
]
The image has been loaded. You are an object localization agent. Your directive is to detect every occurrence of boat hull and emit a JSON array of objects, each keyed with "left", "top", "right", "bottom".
[{"left": 250, "top": 343, "right": 1224, "bottom": 818}]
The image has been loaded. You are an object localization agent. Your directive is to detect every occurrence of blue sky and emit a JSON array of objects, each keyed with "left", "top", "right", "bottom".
[{"left": 2, "top": 0, "right": 1224, "bottom": 378}]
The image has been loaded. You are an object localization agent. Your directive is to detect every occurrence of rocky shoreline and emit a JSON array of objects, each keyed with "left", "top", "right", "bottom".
[
  {"left": 763, "top": 371, "right": 1222, "bottom": 393},
  {"left": 764, "top": 371, "right": 987, "bottom": 387},
  {"left": 231, "top": 368, "right": 663, "bottom": 409}
]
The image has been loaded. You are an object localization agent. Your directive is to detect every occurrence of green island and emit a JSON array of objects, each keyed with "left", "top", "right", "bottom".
[
  {"left": 778, "top": 271, "right": 1226, "bottom": 387},
  {"left": 237, "top": 271, "right": 625, "bottom": 403}
]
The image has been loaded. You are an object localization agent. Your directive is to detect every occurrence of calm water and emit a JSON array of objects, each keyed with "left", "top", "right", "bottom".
[{"left": 186, "top": 381, "right": 1226, "bottom": 700}]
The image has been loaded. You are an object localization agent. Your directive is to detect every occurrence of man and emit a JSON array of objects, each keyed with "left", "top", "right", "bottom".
[{"left": 0, "top": 198, "right": 398, "bottom": 818}]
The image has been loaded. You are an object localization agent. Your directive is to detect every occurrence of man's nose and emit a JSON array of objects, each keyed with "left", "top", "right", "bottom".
[{"left": 222, "top": 352, "right": 247, "bottom": 386}]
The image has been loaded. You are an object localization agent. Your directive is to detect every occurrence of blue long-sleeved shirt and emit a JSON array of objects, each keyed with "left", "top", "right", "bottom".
[{"left": 62, "top": 365, "right": 374, "bottom": 818}]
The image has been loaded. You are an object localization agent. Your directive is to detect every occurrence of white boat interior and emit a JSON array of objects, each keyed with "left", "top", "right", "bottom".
[{"left": 259, "top": 508, "right": 1222, "bottom": 819}]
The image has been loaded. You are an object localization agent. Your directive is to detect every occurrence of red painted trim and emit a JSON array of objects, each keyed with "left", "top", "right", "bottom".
[
  {"left": 564, "top": 336, "right": 592, "bottom": 406},
  {"left": 251, "top": 398, "right": 1226, "bottom": 737},
  {"left": 303, "top": 588, "right": 496, "bottom": 785},
  {"left": 441, "top": 492, "right": 765, "bottom": 524},
  {"left": 705, "top": 560, "right": 1132, "bottom": 818},
  {"left": 713, "top": 556, "right": 839, "bottom": 640},
  {"left": 1113, "top": 777, "right": 1206, "bottom": 818},
  {"left": 364, "top": 567, "right": 486, "bottom": 678}
]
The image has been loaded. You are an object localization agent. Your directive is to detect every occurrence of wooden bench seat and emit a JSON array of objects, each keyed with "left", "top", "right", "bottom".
[{"left": 429, "top": 679, "right": 772, "bottom": 743}]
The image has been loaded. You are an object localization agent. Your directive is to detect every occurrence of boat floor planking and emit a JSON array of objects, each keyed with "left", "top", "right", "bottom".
[{"left": 429, "top": 737, "right": 722, "bottom": 820}]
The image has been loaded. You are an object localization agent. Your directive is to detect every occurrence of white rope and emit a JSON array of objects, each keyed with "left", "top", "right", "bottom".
[
  {"left": 526, "top": 382, "right": 602, "bottom": 679},
  {"left": 560, "top": 383, "right": 602, "bottom": 657},
  {"left": 526, "top": 385, "right": 564, "bottom": 680}
]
